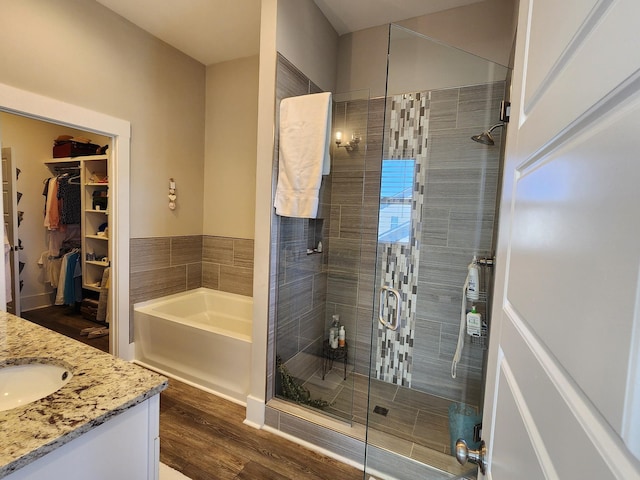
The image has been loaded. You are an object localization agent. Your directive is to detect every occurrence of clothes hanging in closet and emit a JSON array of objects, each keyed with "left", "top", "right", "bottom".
[
  {"left": 43, "top": 173, "right": 82, "bottom": 257},
  {"left": 43, "top": 173, "right": 81, "bottom": 229},
  {"left": 54, "top": 249, "right": 82, "bottom": 306},
  {"left": 57, "top": 175, "right": 81, "bottom": 224}
]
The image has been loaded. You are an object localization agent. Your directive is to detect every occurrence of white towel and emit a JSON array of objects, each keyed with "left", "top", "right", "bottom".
[{"left": 274, "top": 92, "right": 332, "bottom": 218}]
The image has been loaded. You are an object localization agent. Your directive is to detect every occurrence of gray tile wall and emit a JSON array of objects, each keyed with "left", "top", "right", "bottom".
[
  {"left": 270, "top": 55, "right": 378, "bottom": 394},
  {"left": 202, "top": 236, "right": 254, "bottom": 296},
  {"left": 324, "top": 82, "right": 505, "bottom": 407},
  {"left": 328, "top": 97, "right": 381, "bottom": 380},
  {"left": 410, "top": 82, "right": 504, "bottom": 406},
  {"left": 269, "top": 54, "right": 505, "bottom": 415},
  {"left": 130, "top": 236, "right": 203, "bottom": 306},
  {"left": 271, "top": 55, "right": 329, "bottom": 384},
  {"left": 130, "top": 234, "right": 254, "bottom": 307}
]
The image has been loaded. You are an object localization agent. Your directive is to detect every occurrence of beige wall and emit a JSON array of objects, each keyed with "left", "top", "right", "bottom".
[
  {"left": 397, "top": 0, "right": 516, "bottom": 66},
  {"left": 276, "top": 0, "right": 339, "bottom": 92},
  {"left": 204, "top": 56, "right": 259, "bottom": 239},
  {"left": 0, "top": 0, "right": 206, "bottom": 238},
  {"left": 336, "top": 0, "right": 516, "bottom": 97}
]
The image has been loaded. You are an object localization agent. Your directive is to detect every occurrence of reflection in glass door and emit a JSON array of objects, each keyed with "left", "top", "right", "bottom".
[{"left": 363, "top": 24, "right": 510, "bottom": 479}]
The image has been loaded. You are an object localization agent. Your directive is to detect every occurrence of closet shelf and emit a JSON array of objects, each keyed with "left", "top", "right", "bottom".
[
  {"left": 86, "top": 260, "right": 109, "bottom": 267},
  {"left": 45, "top": 155, "right": 108, "bottom": 163},
  {"left": 82, "top": 156, "right": 109, "bottom": 292},
  {"left": 45, "top": 152, "right": 110, "bottom": 302}
]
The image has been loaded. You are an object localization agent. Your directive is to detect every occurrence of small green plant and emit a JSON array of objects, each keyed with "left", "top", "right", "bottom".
[{"left": 276, "top": 356, "right": 331, "bottom": 409}]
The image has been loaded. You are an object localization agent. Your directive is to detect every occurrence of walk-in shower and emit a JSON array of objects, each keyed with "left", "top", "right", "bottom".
[{"left": 267, "top": 25, "right": 510, "bottom": 480}]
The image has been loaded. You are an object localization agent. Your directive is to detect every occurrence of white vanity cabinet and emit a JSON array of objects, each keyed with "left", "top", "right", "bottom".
[
  {"left": 0, "top": 314, "right": 167, "bottom": 480},
  {"left": 4, "top": 396, "right": 160, "bottom": 480}
]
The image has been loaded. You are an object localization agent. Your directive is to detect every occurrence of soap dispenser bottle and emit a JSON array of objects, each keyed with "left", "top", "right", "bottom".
[
  {"left": 338, "top": 325, "right": 346, "bottom": 347},
  {"left": 466, "top": 305, "right": 482, "bottom": 337}
]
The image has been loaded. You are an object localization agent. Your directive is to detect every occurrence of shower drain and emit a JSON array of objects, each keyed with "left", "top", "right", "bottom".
[{"left": 373, "top": 405, "right": 389, "bottom": 417}]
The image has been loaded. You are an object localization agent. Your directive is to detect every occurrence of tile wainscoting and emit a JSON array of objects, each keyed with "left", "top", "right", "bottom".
[{"left": 130, "top": 235, "right": 254, "bottom": 307}]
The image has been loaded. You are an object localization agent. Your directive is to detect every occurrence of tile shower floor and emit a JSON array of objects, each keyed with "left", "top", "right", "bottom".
[{"left": 300, "top": 368, "right": 474, "bottom": 477}]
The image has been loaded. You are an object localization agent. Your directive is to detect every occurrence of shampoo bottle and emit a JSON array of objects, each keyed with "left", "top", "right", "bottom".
[
  {"left": 330, "top": 315, "right": 340, "bottom": 349},
  {"left": 338, "top": 326, "right": 346, "bottom": 347},
  {"left": 467, "top": 257, "right": 480, "bottom": 301},
  {"left": 466, "top": 306, "right": 482, "bottom": 337}
]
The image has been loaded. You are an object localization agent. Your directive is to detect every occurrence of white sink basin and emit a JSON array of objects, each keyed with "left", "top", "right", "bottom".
[{"left": 0, "top": 360, "right": 73, "bottom": 412}]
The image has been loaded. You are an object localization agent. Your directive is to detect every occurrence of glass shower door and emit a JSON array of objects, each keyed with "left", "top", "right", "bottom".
[{"left": 363, "top": 24, "right": 509, "bottom": 479}]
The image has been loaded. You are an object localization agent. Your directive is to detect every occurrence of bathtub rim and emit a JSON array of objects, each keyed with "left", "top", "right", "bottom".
[
  {"left": 133, "top": 287, "right": 253, "bottom": 311},
  {"left": 133, "top": 287, "right": 253, "bottom": 342}
]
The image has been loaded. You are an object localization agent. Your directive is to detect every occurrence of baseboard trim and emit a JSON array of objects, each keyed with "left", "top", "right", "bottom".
[{"left": 244, "top": 394, "right": 265, "bottom": 428}]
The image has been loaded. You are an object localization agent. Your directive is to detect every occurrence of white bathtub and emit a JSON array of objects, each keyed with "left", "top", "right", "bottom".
[{"left": 133, "top": 288, "right": 253, "bottom": 404}]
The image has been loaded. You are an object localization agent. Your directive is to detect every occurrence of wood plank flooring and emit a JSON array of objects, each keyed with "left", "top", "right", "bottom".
[
  {"left": 19, "top": 309, "right": 363, "bottom": 479},
  {"left": 20, "top": 305, "right": 110, "bottom": 353},
  {"left": 160, "top": 378, "right": 363, "bottom": 480},
  {"left": 22, "top": 309, "right": 474, "bottom": 478}
]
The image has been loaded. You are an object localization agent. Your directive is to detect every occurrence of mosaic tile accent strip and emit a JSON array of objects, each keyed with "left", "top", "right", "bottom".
[{"left": 376, "top": 92, "right": 429, "bottom": 387}]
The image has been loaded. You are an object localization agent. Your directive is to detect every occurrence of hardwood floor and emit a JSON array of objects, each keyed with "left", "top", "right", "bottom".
[
  {"left": 160, "top": 379, "right": 363, "bottom": 480},
  {"left": 18, "top": 309, "right": 364, "bottom": 478},
  {"left": 20, "top": 305, "right": 110, "bottom": 353}
]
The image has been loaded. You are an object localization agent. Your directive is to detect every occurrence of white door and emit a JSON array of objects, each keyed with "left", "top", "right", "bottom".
[
  {"left": 480, "top": 0, "right": 640, "bottom": 478},
  {"left": 0, "top": 146, "right": 12, "bottom": 315},
  {"left": 2, "top": 147, "right": 19, "bottom": 314}
]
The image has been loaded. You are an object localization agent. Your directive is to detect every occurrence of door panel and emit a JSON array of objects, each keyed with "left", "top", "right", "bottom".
[
  {"left": 491, "top": 365, "right": 546, "bottom": 479},
  {"left": 524, "top": 0, "right": 607, "bottom": 111},
  {"left": 485, "top": 0, "right": 640, "bottom": 477},
  {"left": 2, "top": 146, "right": 18, "bottom": 313},
  {"left": 499, "top": 316, "right": 628, "bottom": 478},
  {"left": 508, "top": 104, "right": 640, "bottom": 431}
]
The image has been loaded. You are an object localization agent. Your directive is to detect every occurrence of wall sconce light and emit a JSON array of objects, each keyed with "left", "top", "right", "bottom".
[{"left": 335, "top": 131, "right": 360, "bottom": 152}]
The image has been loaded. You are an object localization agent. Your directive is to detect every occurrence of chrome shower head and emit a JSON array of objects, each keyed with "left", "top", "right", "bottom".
[
  {"left": 471, "top": 131, "right": 495, "bottom": 145},
  {"left": 471, "top": 123, "right": 504, "bottom": 146}
]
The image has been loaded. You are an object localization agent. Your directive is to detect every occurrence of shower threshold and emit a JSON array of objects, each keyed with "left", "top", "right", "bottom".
[{"left": 271, "top": 368, "right": 475, "bottom": 478}]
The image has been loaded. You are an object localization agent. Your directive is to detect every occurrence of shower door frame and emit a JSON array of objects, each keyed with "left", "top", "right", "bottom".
[{"left": 362, "top": 24, "right": 511, "bottom": 479}]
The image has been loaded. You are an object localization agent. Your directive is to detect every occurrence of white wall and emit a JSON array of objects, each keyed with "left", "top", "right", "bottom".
[
  {"left": 204, "top": 56, "right": 259, "bottom": 239},
  {"left": 336, "top": 0, "right": 516, "bottom": 97},
  {"left": 0, "top": 0, "right": 206, "bottom": 238},
  {"left": 247, "top": 0, "right": 278, "bottom": 426}
]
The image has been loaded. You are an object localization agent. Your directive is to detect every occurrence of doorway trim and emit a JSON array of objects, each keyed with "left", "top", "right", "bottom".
[{"left": 0, "top": 82, "right": 132, "bottom": 360}]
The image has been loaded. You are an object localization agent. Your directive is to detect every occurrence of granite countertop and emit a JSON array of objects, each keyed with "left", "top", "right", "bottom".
[{"left": 0, "top": 312, "right": 167, "bottom": 478}]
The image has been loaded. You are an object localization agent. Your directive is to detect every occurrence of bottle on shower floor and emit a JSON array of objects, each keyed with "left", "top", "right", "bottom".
[{"left": 330, "top": 314, "right": 340, "bottom": 348}]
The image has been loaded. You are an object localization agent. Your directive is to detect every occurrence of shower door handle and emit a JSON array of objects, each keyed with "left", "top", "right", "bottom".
[{"left": 378, "top": 286, "right": 401, "bottom": 331}]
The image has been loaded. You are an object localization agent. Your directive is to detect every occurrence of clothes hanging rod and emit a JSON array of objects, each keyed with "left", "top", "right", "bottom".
[{"left": 53, "top": 166, "right": 81, "bottom": 171}]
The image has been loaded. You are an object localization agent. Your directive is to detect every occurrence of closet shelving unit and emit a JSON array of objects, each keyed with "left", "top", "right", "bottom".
[{"left": 45, "top": 154, "right": 109, "bottom": 293}]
